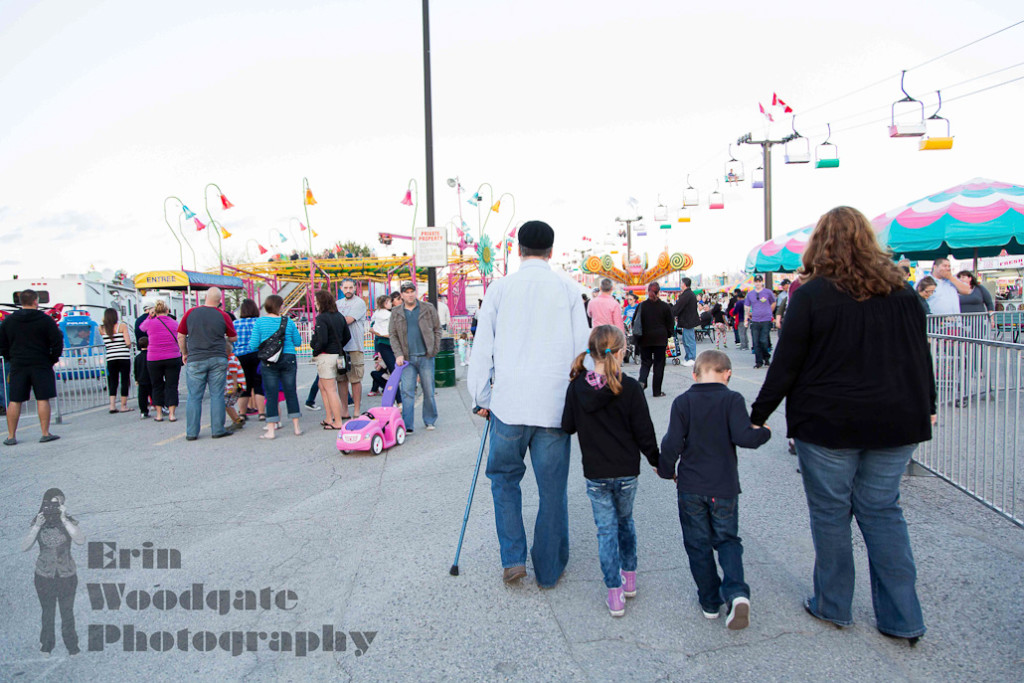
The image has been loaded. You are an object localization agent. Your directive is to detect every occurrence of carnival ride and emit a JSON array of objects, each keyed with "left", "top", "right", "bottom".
[{"left": 580, "top": 250, "right": 694, "bottom": 289}]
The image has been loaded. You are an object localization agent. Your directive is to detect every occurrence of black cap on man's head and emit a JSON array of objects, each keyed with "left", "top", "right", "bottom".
[
  {"left": 400, "top": 281, "right": 416, "bottom": 292},
  {"left": 517, "top": 221, "right": 555, "bottom": 250}
]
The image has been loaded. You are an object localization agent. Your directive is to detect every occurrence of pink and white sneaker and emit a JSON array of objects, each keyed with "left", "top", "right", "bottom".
[
  {"left": 620, "top": 570, "right": 637, "bottom": 598},
  {"left": 607, "top": 587, "right": 625, "bottom": 617}
]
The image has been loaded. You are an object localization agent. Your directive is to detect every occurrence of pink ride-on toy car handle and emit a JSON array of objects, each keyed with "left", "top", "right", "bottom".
[{"left": 381, "top": 362, "right": 405, "bottom": 407}]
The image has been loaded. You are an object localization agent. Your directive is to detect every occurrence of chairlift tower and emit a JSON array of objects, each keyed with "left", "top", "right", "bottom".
[{"left": 737, "top": 132, "right": 797, "bottom": 290}]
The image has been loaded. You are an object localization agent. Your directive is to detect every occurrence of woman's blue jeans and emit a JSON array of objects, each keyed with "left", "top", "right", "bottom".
[
  {"left": 796, "top": 439, "right": 926, "bottom": 638},
  {"left": 585, "top": 477, "right": 638, "bottom": 588},
  {"left": 260, "top": 354, "right": 300, "bottom": 423}
]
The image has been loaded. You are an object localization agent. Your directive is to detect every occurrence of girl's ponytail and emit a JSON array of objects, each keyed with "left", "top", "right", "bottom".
[
  {"left": 569, "top": 351, "right": 589, "bottom": 382},
  {"left": 604, "top": 347, "right": 623, "bottom": 395}
]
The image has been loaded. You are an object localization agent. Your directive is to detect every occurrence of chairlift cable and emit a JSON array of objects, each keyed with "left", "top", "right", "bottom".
[{"left": 798, "top": 18, "right": 1024, "bottom": 116}]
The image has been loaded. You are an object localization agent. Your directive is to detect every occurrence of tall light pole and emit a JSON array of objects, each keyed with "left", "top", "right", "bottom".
[
  {"left": 737, "top": 132, "right": 796, "bottom": 290},
  {"left": 421, "top": 0, "right": 438, "bottom": 308}
]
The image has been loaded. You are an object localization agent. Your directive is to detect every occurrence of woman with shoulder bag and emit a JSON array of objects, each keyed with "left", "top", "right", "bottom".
[
  {"left": 310, "top": 289, "right": 351, "bottom": 430},
  {"left": 252, "top": 295, "right": 303, "bottom": 439},
  {"left": 139, "top": 300, "right": 182, "bottom": 422}
]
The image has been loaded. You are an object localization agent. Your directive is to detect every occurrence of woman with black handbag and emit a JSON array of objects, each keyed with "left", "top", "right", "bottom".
[
  {"left": 311, "top": 289, "right": 351, "bottom": 430},
  {"left": 252, "top": 295, "right": 303, "bottom": 439}
]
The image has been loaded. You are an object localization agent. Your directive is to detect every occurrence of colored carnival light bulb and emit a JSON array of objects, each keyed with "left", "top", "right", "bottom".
[
  {"left": 194, "top": 218, "right": 206, "bottom": 231},
  {"left": 183, "top": 205, "right": 196, "bottom": 220},
  {"left": 220, "top": 227, "right": 232, "bottom": 239},
  {"left": 299, "top": 222, "right": 307, "bottom": 231},
  {"left": 401, "top": 190, "right": 413, "bottom": 206},
  {"left": 279, "top": 232, "right": 287, "bottom": 242},
  {"left": 312, "top": 230, "right": 319, "bottom": 238},
  {"left": 305, "top": 188, "right": 317, "bottom": 205},
  {"left": 258, "top": 244, "right": 268, "bottom": 255},
  {"left": 491, "top": 201, "right": 501, "bottom": 212},
  {"left": 467, "top": 193, "right": 480, "bottom": 207},
  {"left": 220, "top": 194, "right": 234, "bottom": 210}
]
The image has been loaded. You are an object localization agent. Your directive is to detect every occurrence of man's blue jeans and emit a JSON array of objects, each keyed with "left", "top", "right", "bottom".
[
  {"left": 400, "top": 355, "right": 436, "bottom": 429},
  {"left": 261, "top": 354, "right": 300, "bottom": 423},
  {"left": 185, "top": 356, "right": 228, "bottom": 438},
  {"left": 585, "top": 477, "right": 638, "bottom": 588},
  {"left": 750, "top": 321, "right": 772, "bottom": 366},
  {"left": 680, "top": 328, "right": 697, "bottom": 361},
  {"left": 677, "top": 493, "right": 748, "bottom": 612},
  {"left": 485, "top": 413, "right": 571, "bottom": 587},
  {"left": 795, "top": 440, "right": 925, "bottom": 638}
]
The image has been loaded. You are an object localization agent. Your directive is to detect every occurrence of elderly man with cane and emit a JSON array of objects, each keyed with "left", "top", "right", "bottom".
[{"left": 468, "top": 221, "right": 590, "bottom": 587}]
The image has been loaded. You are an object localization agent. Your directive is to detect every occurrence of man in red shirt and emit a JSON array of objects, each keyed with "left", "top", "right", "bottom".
[{"left": 587, "top": 279, "right": 624, "bottom": 331}]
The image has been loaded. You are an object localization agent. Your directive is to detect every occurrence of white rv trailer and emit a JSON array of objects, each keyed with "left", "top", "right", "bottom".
[{"left": 0, "top": 274, "right": 185, "bottom": 320}]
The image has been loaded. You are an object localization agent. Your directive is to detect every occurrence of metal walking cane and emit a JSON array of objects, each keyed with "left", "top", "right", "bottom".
[{"left": 450, "top": 413, "right": 491, "bottom": 576}]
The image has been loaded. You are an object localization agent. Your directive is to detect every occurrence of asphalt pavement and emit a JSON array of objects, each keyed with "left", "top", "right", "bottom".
[{"left": 0, "top": 341, "right": 1021, "bottom": 682}]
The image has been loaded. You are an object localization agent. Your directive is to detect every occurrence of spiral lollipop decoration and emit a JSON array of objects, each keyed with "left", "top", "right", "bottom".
[
  {"left": 669, "top": 252, "right": 686, "bottom": 270},
  {"left": 584, "top": 255, "right": 603, "bottom": 273},
  {"left": 601, "top": 255, "right": 614, "bottom": 271},
  {"left": 657, "top": 252, "right": 670, "bottom": 269}
]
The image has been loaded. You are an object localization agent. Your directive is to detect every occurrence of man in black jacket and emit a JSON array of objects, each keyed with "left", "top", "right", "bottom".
[
  {"left": 0, "top": 290, "right": 64, "bottom": 445},
  {"left": 672, "top": 278, "right": 699, "bottom": 367}
]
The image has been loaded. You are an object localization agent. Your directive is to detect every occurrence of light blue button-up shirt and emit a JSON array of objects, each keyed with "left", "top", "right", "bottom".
[
  {"left": 468, "top": 259, "right": 591, "bottom": 428},
  {"left": 928, "top": 276, "right": 961, "bottom": 316}
]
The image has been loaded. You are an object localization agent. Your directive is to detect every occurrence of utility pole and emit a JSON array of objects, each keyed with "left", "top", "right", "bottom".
[
  {"left": 422, "top": 0, "right": 438, "bottom": 308},
  {"left": 614, "top": 215, "right": 643, "bottom": 263},
  {"left": 737, "top": 132, "right": 795, "bottom": 291}
]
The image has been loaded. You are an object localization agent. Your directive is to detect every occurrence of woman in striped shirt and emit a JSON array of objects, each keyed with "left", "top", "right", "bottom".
[{"left": 101, "top": 308, "right": 133, "bottom": 413}]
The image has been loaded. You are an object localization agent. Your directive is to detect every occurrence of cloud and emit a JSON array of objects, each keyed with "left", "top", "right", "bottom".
[{"left": 0, "top": 259, "right": 20, "bottom": 266}]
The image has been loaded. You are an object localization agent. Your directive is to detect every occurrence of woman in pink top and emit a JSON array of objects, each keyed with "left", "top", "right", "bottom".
[{"left": 139, "top": 300, "right": 182, "bottom": 422}]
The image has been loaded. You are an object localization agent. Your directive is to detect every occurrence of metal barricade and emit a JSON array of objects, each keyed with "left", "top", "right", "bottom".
[
  {"left": 53, "top": 345, "right": 136, "bottom": 421},
  {"left": 914, "top": 334, "right": 1023, "bottom": 527},
  {"left": 927, "top": 312, "right": 1024, "bottom": 345},
  {"left": 294, "top": 318, "right": 375, "bottom": 364}
]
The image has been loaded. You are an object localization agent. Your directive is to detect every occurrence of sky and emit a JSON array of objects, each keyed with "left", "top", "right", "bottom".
[{"left": 1, "top": 0, "right": 1022, "bottom": 282}]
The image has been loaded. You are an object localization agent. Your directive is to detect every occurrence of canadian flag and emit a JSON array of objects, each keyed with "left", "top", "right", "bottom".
[
  {"left": 759, "top": 103, "right": 775, "bottom": 123},
  {"left": 772, "top": 93, "right": 794, "bottom": 113}
]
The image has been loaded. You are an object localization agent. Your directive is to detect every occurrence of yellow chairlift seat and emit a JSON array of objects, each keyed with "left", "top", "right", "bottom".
[
  {"left": 919, "top": 90, "right": 954, "bottom": 151},
  {"left": 677, "top": 206, "right": 691, "bottom": 223}
]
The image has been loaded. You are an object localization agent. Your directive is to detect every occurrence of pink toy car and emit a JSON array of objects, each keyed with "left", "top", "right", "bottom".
[{"left": 337, "top": 364, "right": 406, "bottom": 455}]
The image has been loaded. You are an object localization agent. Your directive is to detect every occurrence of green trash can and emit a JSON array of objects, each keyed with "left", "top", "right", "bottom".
[{"left": 435, "top": 337, "right": 456, "bottom": 388}]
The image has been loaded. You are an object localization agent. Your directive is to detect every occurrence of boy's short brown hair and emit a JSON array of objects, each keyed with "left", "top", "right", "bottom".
[{"left": 694, "top": 349, "right": 731, "bottom": 377}]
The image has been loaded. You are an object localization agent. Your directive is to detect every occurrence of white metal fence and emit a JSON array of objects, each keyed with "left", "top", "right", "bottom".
[
  {"left": 915, "top": 331, "right": 1023, "bottom": 527},
  {"left": 1, "top": 345, "right": 136, "bottom": 423},
  {"left": 927, "top": 311, "right": 1024, "bottom": 345}
]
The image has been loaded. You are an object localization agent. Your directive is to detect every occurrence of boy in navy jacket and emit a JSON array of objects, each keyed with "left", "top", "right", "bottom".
[{"left": 659, "top": 349, "right": 770, "bottom": 629}]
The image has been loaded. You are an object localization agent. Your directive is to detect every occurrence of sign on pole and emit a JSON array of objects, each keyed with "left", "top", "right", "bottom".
[{"left": 415, "top": 227, "right": 447, "bottom": 268}]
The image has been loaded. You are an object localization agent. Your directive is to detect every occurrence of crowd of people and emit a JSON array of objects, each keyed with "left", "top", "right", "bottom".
[
  {"left": 469, "top": 210, "right": 933, "bottom": 644},
  {"left": 4, "top": 208, "right": 960, "bottom": 650},
  {"left": 0, "top": 278, "right": 444, "bottom": 447}
]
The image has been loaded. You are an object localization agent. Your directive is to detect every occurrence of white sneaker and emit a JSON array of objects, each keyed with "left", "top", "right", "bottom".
[
  {"left": 426, "top": 425, "right": 436, "bottom": 431},
  {"left": 682, "top": 360, "right": 695, "bottom": 367},
  {"left": 726, "top": 597, "right": 750, "bottom": 630},
  {"left": 702, "top": 606, "right": 720, "bottom": 619}
]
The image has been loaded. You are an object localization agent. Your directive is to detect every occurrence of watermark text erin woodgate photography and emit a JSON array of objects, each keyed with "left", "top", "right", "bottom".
[{"left": 82, "top": 541, "right": 376, "bottom": 657}]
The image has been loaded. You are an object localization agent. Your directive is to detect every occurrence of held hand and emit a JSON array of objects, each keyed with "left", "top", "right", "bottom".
[
  {"left": 931, "top": 414, "right": 938, "bottom": 425},
  {"left": 395, "top": 355, "right": 406, "bottom": 366},
  {"left": 59, "top": 504, "right": 68, "bottom": 522},
  {"left": 744, "top": 321, "right": 749, "bottom": 327},
  {"left": 474, "top": 407, "right": 490, "bottom": 419}
]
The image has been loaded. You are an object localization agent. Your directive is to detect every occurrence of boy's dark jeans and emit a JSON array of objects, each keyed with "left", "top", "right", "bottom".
[
  {"left": 677, "top": 492, "right": 749, "bottom": 612},
  {"left": 138, "top": 382, "right": 152, "bottom": 416}
]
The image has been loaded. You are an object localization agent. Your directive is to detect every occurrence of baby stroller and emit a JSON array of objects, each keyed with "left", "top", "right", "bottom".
[
  {"left": 624, "top": 334, "right": 638, "bottom": 365},
  {"left": 666, "top": 337, "right": 682, "bottom": 365}
]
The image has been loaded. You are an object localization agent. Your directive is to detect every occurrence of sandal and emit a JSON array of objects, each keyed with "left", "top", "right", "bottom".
[
  {"left": 168, "top": 417, "right": 177, "bottom": 422},
  {"left": 257, "top": 414, "right": 266, "bottom": 422},
  {"left": 322, "top": 424, "right": 340, "bottom": 430}
]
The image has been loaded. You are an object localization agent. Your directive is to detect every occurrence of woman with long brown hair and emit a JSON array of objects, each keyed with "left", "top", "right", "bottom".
[
  {"left": 750, "top": 206, "right": 935, "bottom": 645},
  {"left": 100, "top": 308, "right": 133, "bottom": 413},
  {"left": 232, "top": 298, "right": 265, "bottom": 421},
  {"left": 310, "top": 289, "right": 350, "bottom": 429}
]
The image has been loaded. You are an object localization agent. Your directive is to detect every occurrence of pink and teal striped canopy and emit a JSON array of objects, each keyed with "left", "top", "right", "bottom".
[
  {"left": 872, "top": 177, "right": 1024, "bottom": 259},
  {"left": 746, "top": 178, "right": 1024, "bottom": 272}
]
